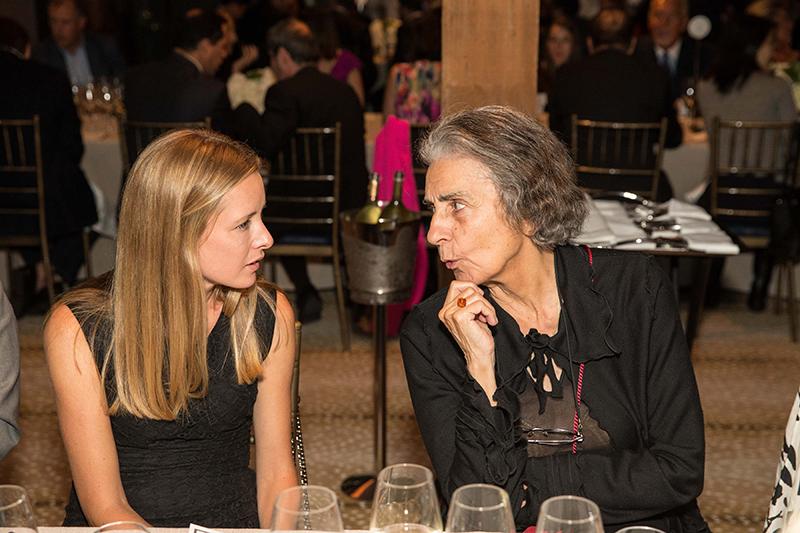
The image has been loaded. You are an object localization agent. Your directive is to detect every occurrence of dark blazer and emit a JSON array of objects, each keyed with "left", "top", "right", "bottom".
[
  {"left": 634, "top": 35, "right": 712, "bottom": 102},
  {"left": 0, "top": 51, "right": 97, "bottom": 238},
  {"left": 32, "top": 33, "right": 125, "bottom": 82},
  {"left": 123, "top": 52, "right": 234, "bottom": 134},
  {"left": 400, "top": 246, "right": 709, "bottom": 532},
  {"left": 548, "top": 48, "right": 682, "bottom": 150},
  {"left": 236, "top": 66, "right": 368, "bottom": 212}
]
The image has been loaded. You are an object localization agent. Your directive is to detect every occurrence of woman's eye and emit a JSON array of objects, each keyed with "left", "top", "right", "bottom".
[
  {"left": 237, "top": 219, "right": 251, "bottom": 230},
  {"left": 452, "top": 201, "right": 465, "bottom": 211}
]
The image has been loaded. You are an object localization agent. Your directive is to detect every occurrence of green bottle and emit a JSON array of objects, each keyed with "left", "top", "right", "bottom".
[
  {"left": 355, "top": 172, "right": 382, "bottom": 224},
  {"left": 379, "top": 171, "right": 414, "bottom": 225}
]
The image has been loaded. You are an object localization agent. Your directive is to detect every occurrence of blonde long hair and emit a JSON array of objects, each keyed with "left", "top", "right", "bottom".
[{"left": 54, "top": 129, "right": 277, "bottom": 420}]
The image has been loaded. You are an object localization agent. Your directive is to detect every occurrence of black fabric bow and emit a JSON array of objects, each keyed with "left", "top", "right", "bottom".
[{"left": 525, "top": 329, "right": 564, "bottom": 414}]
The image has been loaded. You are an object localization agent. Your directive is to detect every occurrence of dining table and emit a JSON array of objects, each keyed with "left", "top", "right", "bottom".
[{"left": 574, "top": 195, "right": 740, "bottom": 350}]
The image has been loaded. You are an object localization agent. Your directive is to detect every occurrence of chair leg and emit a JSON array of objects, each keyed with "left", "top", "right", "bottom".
[
  {"left": 332, "top": 251, "right": 351, "bottom": 352},
  {"left": 40, "top": 241, "right": 56, "bottom": 303},
  {"left": 786, "top": 263, "right": 798, "bottom": 343},
  {"left": 775, "top": 263, "right": 784, "bottom": 315},
  {"left": 82, "top": 228, "right": 94, "bottom": 278}
]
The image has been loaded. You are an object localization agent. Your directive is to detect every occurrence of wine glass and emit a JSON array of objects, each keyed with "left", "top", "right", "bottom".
[
  {"left": 536, "top": 495, "right": 603, "bottom": 533},
  {"left": 271, "top": 485, "right": 344, "bottom": 532},
  {"left": 93, "top": 522, "right": 150, "bottom": 533},
  {"left": 369, "top": 463, "right": 443, "bottom": 533},
  {"left": 445, "top": 484, "right": 514, "bottom": 533},
  {"left": 616, "top": 527, "right": 666, "bottom": 533},
  {"left": 0, "top": 485, "right": 37, "bottom": 533}
]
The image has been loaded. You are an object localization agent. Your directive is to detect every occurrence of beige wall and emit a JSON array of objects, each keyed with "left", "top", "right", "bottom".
[{"left": 442, "top": 0, "right": 539, "bottom": 115}]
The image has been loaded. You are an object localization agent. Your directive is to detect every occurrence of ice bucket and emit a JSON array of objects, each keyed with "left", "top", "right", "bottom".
[{"left": 340, "top": 208, "right": 421, "bottom": 305}]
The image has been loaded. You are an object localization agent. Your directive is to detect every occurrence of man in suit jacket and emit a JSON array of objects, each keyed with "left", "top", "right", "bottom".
[
  {"left": 124, "top": 9, "right": 235, "bottom": 133},
  {"left": 634, "top": 0, "right": 711, "bottom": 102},
  {"left": 548, "top": 7, "right": 682, "bottom": 200},
  {"left": 236, "top": 18, "right": 368, "bottom": 323},
  {"left": 32, "top": 0, "right": 125, "bottom": 86},
  {"left": 0, "top": 18, "right": 97, "bottom": 293}
]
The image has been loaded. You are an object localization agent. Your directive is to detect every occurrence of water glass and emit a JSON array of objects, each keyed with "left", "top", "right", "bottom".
[
  {"left": 616, "top": 528, "right": 665, "bottom": 533},
  {"left": 93, "top": 522, "right": 149, "bottom": 533},
  {"left": 370, "top": 463, "right": 442, "bottom": 533},
  {"left": 271, "top": 485, "right": 344, "bottom": 532},
  {"left": 445, "top": 484, "right": 514, "bottom": 533},
  {"left": 536, "top": 495, "right": 603, "bottom": 533},
  {"left": 0, "top": 485, "right": 37, "bottom": 533}
]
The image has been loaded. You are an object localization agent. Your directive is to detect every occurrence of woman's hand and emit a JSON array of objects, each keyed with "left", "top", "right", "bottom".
[{"left": 438, "top": 282, "right": 499, "bottom": 404}]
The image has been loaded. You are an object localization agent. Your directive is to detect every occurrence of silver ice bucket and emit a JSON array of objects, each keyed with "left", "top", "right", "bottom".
[{"left": 340, "top": 208, "right": 421, "bottom": 305}]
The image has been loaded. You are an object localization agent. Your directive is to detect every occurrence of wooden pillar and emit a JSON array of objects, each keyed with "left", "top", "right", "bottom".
[{"left": 442, "top": 0, "right": 540, "bottom": 116}]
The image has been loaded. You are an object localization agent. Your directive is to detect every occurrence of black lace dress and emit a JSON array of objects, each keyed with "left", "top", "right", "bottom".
[{"left": 63, "top": 294, "right": 276, "bottom": 527}]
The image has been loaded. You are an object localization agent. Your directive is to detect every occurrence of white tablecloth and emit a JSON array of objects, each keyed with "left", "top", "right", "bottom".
[
  {"left": 81, "top": 122, "right": 122, "bottom": 238},
  {"left": 662, "top": 129, "right": 709, "bottom": 203}
]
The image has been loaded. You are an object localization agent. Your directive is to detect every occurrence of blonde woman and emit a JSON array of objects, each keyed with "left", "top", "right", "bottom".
[{"left": 44, "top": 129, "right": 298, "bottom": 527}]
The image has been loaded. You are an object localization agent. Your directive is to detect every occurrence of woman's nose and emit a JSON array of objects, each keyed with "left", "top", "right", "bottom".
[
  {"left": 256, "top": 219, "right": 274, "bottom": 250},
  {"left": 426, "top": 210, "right": 448, "bottom": 246}
]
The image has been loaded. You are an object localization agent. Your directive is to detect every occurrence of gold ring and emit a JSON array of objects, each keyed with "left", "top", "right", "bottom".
[{"left": 456, "top": 297, "right": 467, "bottom": 308}]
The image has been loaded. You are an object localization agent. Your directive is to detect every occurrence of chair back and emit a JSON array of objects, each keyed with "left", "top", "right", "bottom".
[
  {"left": 291, "top": 320, "right": 308, "bottom": 485},
  {"left": 0, "top": 116, "right": 55, "bottom": 301},
  {"left": 709, "top": 118, "right": 798, "bottom": 249},
  {"left": 570, "top": 115, "right": 668, "bottom": 200},
  {"left": 118, "top": 117, "right": 211, "bottom": 173},
  {"left": 264, "top": 125, "right": 341, "bottom": 247}
]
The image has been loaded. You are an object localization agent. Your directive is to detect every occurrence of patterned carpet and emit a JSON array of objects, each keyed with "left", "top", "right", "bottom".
[{"left": 1, "top": 290, "right": 798, "bottom": 532}]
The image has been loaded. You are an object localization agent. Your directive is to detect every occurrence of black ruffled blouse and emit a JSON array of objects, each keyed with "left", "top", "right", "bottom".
[{"left": 400, "top": 246, "right": 709, "bottom": 532}]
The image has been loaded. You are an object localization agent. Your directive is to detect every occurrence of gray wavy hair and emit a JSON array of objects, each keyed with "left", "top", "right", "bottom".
[{"left": 419, "top": 105, "right": 587, "bottom": 249}]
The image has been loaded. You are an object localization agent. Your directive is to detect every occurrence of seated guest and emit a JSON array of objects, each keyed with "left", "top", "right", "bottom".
[
  {"left": 548, "top": 6, "right": 681, "bottom": 200},
  {"left": 538, "top": 14, "right": 582, "bottom": 97},
  {"left": 45, "top": 129, "right": 297, "bottom": 527},
  {"left": 307, "top": 9, "right": 366, "bottom": 107},
  {"left": 124, "top": 9, "right": 235, "bottom": 133},
  {"left": 383, "top": 7, "right": 442, "bottom": 124},
  {"left": 401, "top": 106, "right": 709, "bottom": 532},
  {"left": 0, "top": 17, "right": 97, "bottom": 300},
  {"left": 33, "top": 0, "right": 125, "bottom": 86},
  {"left": 634, "top": 0, "right": 710, "bottom": 102},
  {"left": 697, "top": 14, "right": 797, "bottom": 312},
  {"left": 0, "top": 283, "right": 20, "bottom": 460},
  {"left": 236, "top": 18, "right": 367, "bottom": 323}
]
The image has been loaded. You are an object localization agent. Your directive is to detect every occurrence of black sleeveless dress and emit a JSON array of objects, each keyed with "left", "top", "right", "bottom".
[{"left": 63, "top": 293, "right": 276, "bottom": 527}]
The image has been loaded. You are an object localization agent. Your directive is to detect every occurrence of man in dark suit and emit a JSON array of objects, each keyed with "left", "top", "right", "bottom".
[
  {"left": 0, "top": 17, "right": 97, "bottom": 304},
  {"left": 548, "top": 6, "right": 682, "bottom": 199},
  {"left": 32, "top": 0, "right": 125, "bottom": 86},
  {"left": 123, "top": 9, "right": 235, "bottom": 133},
  {"left": 634, "top": 0, "right": 711, "bottom": 102},
  {"left": 237, "top": 18, "right": 368, "bottom": 322}
]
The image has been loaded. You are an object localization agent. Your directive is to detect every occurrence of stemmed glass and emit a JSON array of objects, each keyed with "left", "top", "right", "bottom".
[
  {"left": 536, "top": 495, "right": 603, "bottom": 533},
  {"left": 369, "top": 463, "right": 443, "bottom": 533},
  {"left": 445, "top": 484, "right": 515, "bottom": 533},
  {"left": 616, "top": 527, "right": 666, "bottom": 533},
  {"left": 271, "top": 485, "right": 344, "bottom": 532},
  {"left": 0, "top": 485, "right": 37, "bottom": 533}
]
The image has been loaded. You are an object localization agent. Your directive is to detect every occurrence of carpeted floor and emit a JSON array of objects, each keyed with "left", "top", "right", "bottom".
[{"left": 1, "top": 290, "right": 798, "bottom": 533}]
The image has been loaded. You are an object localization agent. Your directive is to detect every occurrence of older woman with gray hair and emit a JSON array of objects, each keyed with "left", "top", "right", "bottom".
[{"left": 400, "top": 106, "right": 709, "bottom": 532}]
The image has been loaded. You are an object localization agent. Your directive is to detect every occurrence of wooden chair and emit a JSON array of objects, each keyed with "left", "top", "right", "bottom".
[
  {"left": 262, "top": 124, "right": 350, "bottom": 351},
  {"left": 570, "top": 115, "right": 668, "bottom": 201},
  {"left": 291, "top": 321, "right": 308, "bottom": 484},
  {"left": 250, "top": 320, "right": 308, "bottom": 484},
  {"left": 709, "top": 118, "right": 798, "bottom": 341},
  {"left": 118, "top": 117, "right": 211, "bottom": 173},
  {"left": 0, "top": 116, "right": 56, "bottom": 301}
]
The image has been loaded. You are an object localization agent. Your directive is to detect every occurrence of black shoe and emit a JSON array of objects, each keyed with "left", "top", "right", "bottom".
[
  {"left": 296, "top": 289, "right": 322, "bottom": 324},
  {"left": 747, "top": 285, "right": 768, "bottom": 312}
]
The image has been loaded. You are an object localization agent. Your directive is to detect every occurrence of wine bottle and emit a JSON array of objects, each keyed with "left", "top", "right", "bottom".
[
  {"left": 355, "top": 172, "right": 382, "bottom": 224},
  {"left": 379, "top": 171, "right": 415, "bottom": 226}
]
